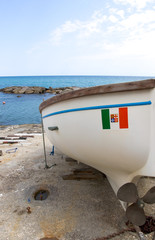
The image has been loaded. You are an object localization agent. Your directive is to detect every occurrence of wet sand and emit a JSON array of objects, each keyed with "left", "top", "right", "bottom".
[{"left": 0, "top": 124, "right": 154, "bottom": 240}]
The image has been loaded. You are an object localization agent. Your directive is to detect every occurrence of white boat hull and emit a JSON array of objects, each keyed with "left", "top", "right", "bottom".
[{"left": 41, "top": 82, "right": 155, "bottom": 193}]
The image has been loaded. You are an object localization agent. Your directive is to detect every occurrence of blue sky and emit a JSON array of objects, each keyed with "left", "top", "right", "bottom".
[{"left": 0, "top": 0, "right": 155, "bottom": 76}]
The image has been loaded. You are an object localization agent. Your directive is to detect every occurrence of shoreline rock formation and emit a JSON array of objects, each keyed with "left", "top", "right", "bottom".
[{"left": 0, "top": 86, "right": 80, "bottom": 95}]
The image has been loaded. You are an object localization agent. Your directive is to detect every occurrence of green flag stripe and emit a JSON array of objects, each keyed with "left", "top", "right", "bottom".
[{"left": 101, "top": 109, "right": 110, "bottom": 129}]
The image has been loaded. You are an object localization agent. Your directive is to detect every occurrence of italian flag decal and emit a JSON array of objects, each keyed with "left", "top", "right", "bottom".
[{"left": 101, "top": 107, "right": 129, "bottom": 130}]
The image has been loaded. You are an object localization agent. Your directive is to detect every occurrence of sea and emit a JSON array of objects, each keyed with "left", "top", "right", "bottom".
[{"left": 0, "top": 75, "right": 154, "bottom": 125}]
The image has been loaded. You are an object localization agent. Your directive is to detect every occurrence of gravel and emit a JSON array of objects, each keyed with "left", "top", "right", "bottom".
[{"left": 0, "top": 124, "right": 154, "bottom": 240}]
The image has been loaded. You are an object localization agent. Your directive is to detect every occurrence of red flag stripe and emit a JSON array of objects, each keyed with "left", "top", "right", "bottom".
[{"left": 119, "top": 107, "right": 128, "bottom": 129}]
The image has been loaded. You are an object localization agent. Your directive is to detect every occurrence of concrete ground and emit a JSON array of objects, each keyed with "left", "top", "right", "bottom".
[{"left": 0, "top": 124, "right": 154, "bottom": 240}]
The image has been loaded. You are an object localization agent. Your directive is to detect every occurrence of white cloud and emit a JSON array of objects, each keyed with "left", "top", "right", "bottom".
[
  {"left": 49, "top": 5, "right": 155, "bottom": 66},
  {"left": 109, "top": 8, "right": 125, "bottom": 18},
  {"left": 29, "top": 2, "right": 155, "bottom": 76},
  {"left": 114, "top": 0, "right": 154, "bottom": 10},
  {"left": 50, "top": 10, "right": 107, "bottom": 45},
  {"left": 120, "top": 10, "right": 155, "bottom": 29},
  {"left": 116, "top": 10, "right": 125, "bottom": 18},
  {"left": 115, "top": 31, "right": 155, "bottom": 57},
  {"left": 51, "top": 5, "right": 155, "bottom": 46},
  {"left": 109, "top": 15, "right": 118, "bottom": 23},
  {"left": 51, "top": 20, "right": 81, "bottom": 44}
]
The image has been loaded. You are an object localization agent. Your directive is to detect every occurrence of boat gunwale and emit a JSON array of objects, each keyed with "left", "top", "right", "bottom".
[{"left": 39, "top": 79, "right": 155, "bottom": 113}]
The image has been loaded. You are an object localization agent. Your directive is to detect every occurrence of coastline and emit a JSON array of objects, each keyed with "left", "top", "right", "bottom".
[{"left": 0, "top": 124, "right": 154, "bottom": 239}]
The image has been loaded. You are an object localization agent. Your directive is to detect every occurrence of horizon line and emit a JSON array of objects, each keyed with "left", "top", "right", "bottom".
[{"left": 0, "top": 74, "right": 155, "bottom": 78}]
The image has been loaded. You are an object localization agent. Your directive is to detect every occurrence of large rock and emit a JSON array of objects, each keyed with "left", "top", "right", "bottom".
[
  {"left": 32, "top": 87, "right": 46, "bottom": 94},
  {"left": 0, "top": 86, "right": 80, "bottom": 94},
  {"left": 0, "top": 86, "right": 47, "bottom": 94},
  {"left": 13, "top": 87, "right": 23, "bottom": 94},
  {"left": 24, "top": 89, "right": 34, "bottom": 94},
  {"left": 18, "top": 87, "right": 29, "bottom": 94},
  {"left": 2, "top": 86, "right": 17, "bottom": 93},
  {"left": 45, "top": 87, "right": 53, "bottom": 93},
  {"left": 50, "top": 86, "right": 81, "bottom": 94}
]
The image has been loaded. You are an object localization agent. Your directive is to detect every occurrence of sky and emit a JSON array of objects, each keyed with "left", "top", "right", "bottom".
[{"left": 0, "top": 0, "right": 155, "bottom": 76}]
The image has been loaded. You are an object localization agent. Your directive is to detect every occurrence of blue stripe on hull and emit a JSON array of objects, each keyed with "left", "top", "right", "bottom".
[{"left": 42, "top": 101, "right": 152, "bottom": 119}]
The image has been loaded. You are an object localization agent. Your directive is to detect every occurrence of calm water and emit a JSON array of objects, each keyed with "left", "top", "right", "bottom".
[{"left": 0, "top": 75, "right": 154, "bottom": 125}]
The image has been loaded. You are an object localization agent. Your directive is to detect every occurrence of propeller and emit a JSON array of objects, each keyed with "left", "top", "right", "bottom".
[{"left": 117, "top": 182, "right": 155, "bottom": 226}]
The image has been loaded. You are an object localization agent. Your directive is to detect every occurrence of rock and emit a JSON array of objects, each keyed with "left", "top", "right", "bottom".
[
  {"left": 21, "top": 86, "right": 47, "bottom": 94},
  {"left": 2, "top": 86, "right": 16, "bottom": 93},
  {"left": 1, "top": 86, "right": 23, "bottom": 94},
  {"left": 18, "top": 87, "right": 29, "bottom": 94},
  {"left": 25, "top": 90, "right": 34, "bottom": 94},
  {"left": 55, "top": 90, "right": 63, "bottom": 94},
  {"left": 72, "top": 86, "right": 81, "bottom": 91},
  {"left": 45, "top": 89, "right": 53, "bottom": 93},
  {"left": 13, "top": 87, "right": 22, "bottom": 94},
  {"left": 62, "top": 88, "right": 73, "bottom": 93},
  {"left": 0, "top": 86, "right": 80, "bottom": 94},
  {"left": 33, "top": 87, "right": 46, "bottom": 94},
  {"left": 45, "top": 87, "right": 54, "bottom": 93},
  {"left": 0, "top": 150, "right": 2, "bottom": 156},
  {"left": 53, "top": 86, "right": 81, "bottom": 95}
]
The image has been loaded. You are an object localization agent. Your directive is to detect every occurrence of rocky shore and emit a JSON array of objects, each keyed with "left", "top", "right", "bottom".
[{"left": 0, "top": 86, "right": 80, "bottom": 95}]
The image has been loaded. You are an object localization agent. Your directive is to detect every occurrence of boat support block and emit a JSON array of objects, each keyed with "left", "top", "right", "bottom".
[{"left": 48, "top": 126, "right": 59, "bottom": 131}]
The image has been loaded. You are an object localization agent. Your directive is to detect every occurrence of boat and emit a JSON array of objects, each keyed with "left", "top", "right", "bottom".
[{"left": 39, "top": 79, "right": 155, "bottom": 194}]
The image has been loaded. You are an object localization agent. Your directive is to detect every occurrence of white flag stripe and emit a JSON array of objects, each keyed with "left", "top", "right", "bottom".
[{"left": 110, "top": 108, "right": 119, "bottom": 130}]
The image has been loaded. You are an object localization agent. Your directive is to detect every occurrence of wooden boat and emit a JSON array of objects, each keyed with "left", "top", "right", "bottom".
[{"left": 39, "top": 79, "right": 155, "bottom": 193}]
